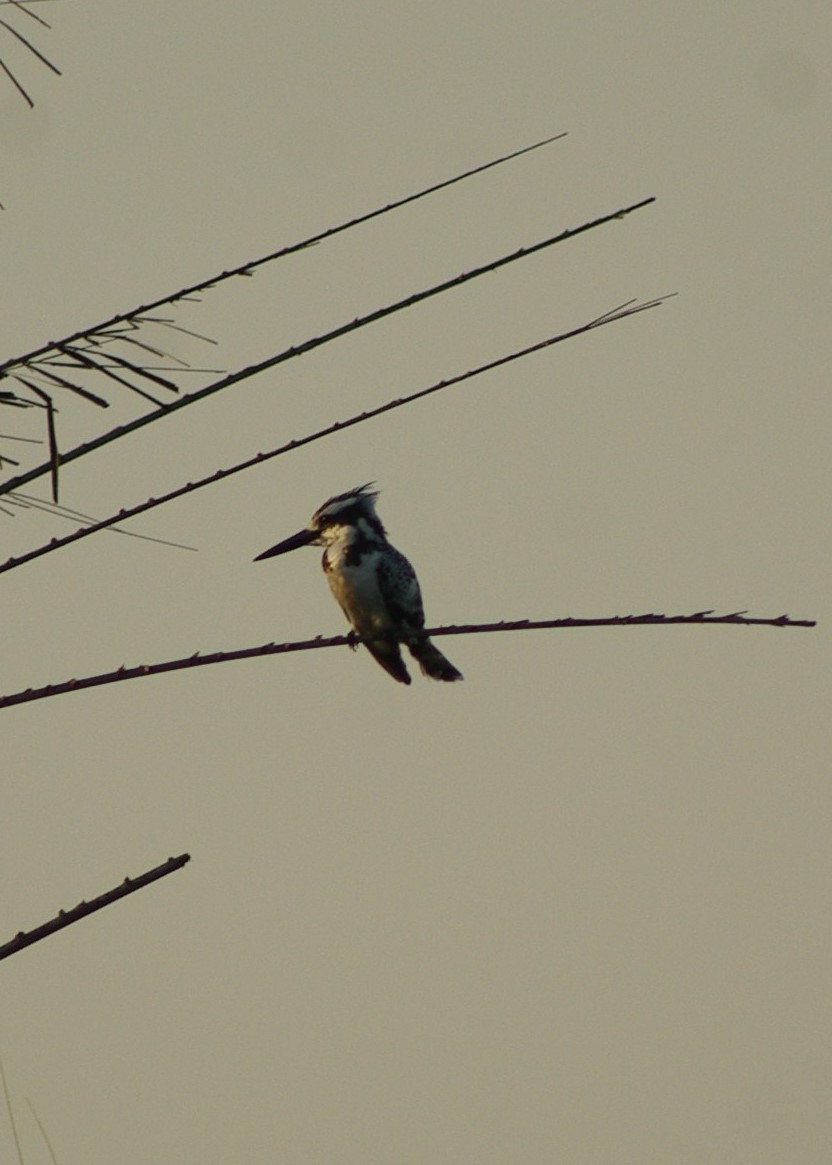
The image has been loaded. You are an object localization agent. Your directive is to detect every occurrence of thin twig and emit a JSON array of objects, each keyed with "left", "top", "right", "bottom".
[
  {"left": 0, "top": 854, "right": 191, "bottom": 961},
  {"left": 0, "top": 5, "right": 60, "bottom": 109},
  {"left": 25, "top": 1099, "right": 59, "bottom": 1165},
  {"left": 16, "top": 380, "right": 58, "bottom": 501},
  {"left": 18, "top": 364, "right": 110, "bottom": 407},
  {"left": 0, "top": 296, "right": 669, "bottom": 575},
  {"left": 5, "top": 490, "right": 197, "bottom": 550},
  {"left": 4, "top": 0, "right": 52, "bottom": 28},
  {"left": 0, "top": 614, "right": 815, "bottom": 711},
  {"left": 0, "top": 1057, "right": 24, "bottom": 1165},
  {"left": 0, "top": 15, "right": 59, "bottom": 71},
  {"left": 0, "top": 191, "right": 654, "bottom": 498},
  {"left": 0, "top": 53, "right": 32, "bottom": 105},
  {"left": 53, "top": 343, "right": 167, "bottom": 408}
]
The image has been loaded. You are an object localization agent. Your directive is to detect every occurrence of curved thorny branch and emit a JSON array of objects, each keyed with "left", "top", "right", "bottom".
[
  {"left": 0, "top": 613, "right": 816, "bottom": 712},
  {"left": 0, "top": 295, "right": 672, "bottom": 577},
  {"left": 0, "top": 134, "right": 567, "bottom": 494}
]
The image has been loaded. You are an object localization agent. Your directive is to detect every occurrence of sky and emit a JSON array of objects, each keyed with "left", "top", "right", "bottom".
[{"left": 1, "top": 2, "right": 830, "bottom": 1162}]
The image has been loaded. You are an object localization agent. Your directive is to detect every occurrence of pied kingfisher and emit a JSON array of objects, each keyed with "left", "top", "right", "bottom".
[{"left": 255, "top": 483, "right": 463, "bottom": 685}]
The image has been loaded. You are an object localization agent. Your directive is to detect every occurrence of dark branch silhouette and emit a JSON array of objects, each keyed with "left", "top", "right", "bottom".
[
  {"left": 0, "top": 0, "right": 60, "bottom": 109},
  {"left": 0, "top": 854, "right": 191, "bottom": 961},
  {"left": 0, "top": 296, "right": 671, "bottom": 576},
  {"left": 0, "top": 613, "right": 815, "bottom": 711},
  {"left": 0, "top": 191, "right": 655, "bottom": 499},
  {"left": 25, "top": 1098, "right": 60, "bottom": 1165},
  {"left": 0, "top": 134, "right": 566, "bottom": 482},
  {"left": 2, "top": 133, "right": 565, "bottom": 375}
]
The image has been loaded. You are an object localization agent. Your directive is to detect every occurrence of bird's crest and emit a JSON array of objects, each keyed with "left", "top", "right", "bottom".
[{"left": 311, "top": 482, "right": 381, "bottom": 529}]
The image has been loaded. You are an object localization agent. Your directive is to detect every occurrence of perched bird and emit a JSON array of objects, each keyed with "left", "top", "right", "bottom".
[{"left": 255, "top": 483, "right": 463, "bottom": 685}]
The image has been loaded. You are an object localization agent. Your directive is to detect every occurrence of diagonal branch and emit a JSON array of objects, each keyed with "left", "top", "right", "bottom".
[
  {"left": 0, "top": 50, "right": 32, "bottom": 105},
  {"left": 0, "top": 295, "right": 670, "bottom": 576},
  {"left": 0, "top": 132, "right": 565, "bottom": 401},
  {"left": 1, "top": 1, "right": 54, "bottom": 29},
  {"left": 0, "top": 192, "right": 654, "bottom": 498},
  {"left": 2, "top": 133, "right": 565, "bottom": 374},
  {"left": 0, "top": 0, "right": 60, "bottom": 109},
  {"left": 0, "top": 14, "right": 59, "bottom": 71},
  {"left": 0, "top": 613, "right": 815, "bottom": 712},
  {"left": 0, "top": 134, "right": 565, "bottom": 488},
  {"left": 25, "top": 1099, "right": 60, "bottom": 1165},
  {"left": 0, "top": 854, "right": 191, "bottom": 961}
]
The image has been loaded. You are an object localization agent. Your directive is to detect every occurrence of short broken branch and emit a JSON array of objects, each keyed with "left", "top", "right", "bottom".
[{"left": 0, "top": 853, "right": 191, "bottom": 961}]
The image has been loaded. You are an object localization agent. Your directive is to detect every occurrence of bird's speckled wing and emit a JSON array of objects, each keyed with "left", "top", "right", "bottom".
[{"left": 376, "top": 547, "right": 424, "bottom": 633}]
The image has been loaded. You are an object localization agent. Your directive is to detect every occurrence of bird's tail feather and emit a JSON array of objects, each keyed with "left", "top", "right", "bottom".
[
  {"left": 365, "top": 639, "right": 412, "bottom": 685},
  {"left": 407, "top": 637, "right": 463, "bottom": 682}
]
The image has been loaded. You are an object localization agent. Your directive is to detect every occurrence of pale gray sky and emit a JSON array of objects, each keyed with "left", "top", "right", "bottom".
[{"left": 1, "top": 3, "right": 830, "bottom": 1163}]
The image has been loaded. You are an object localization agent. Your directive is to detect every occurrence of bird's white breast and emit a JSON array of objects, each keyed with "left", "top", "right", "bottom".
[{"left": 323, "top": 545, "right": 396, "bottom": 635}]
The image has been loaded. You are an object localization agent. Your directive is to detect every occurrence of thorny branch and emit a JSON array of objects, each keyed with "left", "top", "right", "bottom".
[
  {"left": 0, "top": 613, "right": 815, "bottom": 712},
  {"left": 0, "top": 189, "right": 655, "bottom": 501},
  {"left": 0, "top": 295, "right": 671, "bottom": 576},
  {"left": 0, "top": 134, "right": 566, "bottom": 489},
  {"left": 0, "top": 854, "right": 191, "bottom": 961},
  {"left": 2, "top": 133, "right": 564, "bottom": 377}
]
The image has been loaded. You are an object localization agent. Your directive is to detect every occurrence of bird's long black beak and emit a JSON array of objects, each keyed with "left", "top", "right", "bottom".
[{"left": 254, "top": 528, "right": 316, "bottom": 561}]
